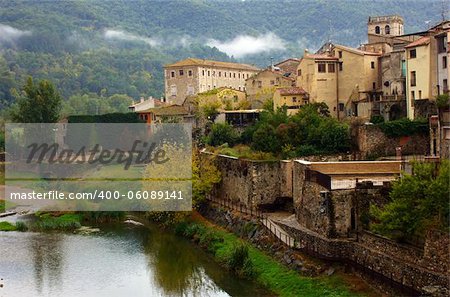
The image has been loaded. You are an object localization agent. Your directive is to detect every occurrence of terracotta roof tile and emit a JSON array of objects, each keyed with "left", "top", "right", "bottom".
[{"left": 405, "top": 36, "right": 431, "bottom": 48}]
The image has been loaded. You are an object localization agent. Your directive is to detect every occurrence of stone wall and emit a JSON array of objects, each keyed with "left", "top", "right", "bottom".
[
  {"left": 354, "top": 124, "right": 429, "bottom": 159},
  {"left": 207, "top": 153, "right": 293, "bottom": 207},
  {"left": 279, "top": 222, "right": 449, "bottom": 295}
]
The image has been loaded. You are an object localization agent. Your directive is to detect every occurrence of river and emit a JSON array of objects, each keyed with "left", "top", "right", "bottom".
[{"left": 0, "top": 221, "right": 271, "bottom": 297}]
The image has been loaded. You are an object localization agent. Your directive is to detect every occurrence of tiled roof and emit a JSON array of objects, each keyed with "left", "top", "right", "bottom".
[
  {"left": 405, "top": 36, "right": 430, "bottom": 48},
  {"left": 277, "top": 87, "right": 307, "bottom": 96},
  {"left": 164, "top": 58, "right": 259, "bottom": 71},
  {"left": 138, "top": 105, "right": 188, "bottom": 116}
]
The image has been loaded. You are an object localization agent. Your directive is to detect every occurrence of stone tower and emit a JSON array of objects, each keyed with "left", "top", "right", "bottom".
[{"left": 368, "top": 15, "right": 404, "bottom": 37}]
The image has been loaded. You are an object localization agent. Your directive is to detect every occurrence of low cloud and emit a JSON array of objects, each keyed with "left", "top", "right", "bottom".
[
  {"left": 207, "top": 33, "right": 286, "bottom": 58},
  {"left": 104, "top": 29, "right": 160, "bottom": 47},
  {"left": 0, "top": 24, "right": 31, "bottom": 45}
]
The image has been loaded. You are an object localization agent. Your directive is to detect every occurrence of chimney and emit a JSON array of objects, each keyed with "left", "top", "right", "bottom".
[{"left": 304, "top": 49, "right": 309, "bottom": 56}]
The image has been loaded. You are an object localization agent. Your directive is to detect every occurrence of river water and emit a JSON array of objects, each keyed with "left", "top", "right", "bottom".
[{"left": 0, "top": 222, "right": 271, "bottom": 297}]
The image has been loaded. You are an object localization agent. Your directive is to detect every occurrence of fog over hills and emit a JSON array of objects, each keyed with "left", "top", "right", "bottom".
[{"left": 0, "top": 0, "right": 444, "bottom": 100}]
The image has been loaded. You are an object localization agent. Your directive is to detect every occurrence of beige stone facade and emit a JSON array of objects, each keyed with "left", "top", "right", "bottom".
[
  {"left": 367, "top": 15, "right": 404, "bottom": 38},
  {"left": 164, "top": 58, "right": 259, "bottom": 105},
  {"left": 245, "top": 69, "right": 295, "bottom": 108},
  {"left": 273, "top": 87, "right": 309, "bottom": 115},
  {"left": 296, "top": 43, "right": 381, "bottom": 119}
]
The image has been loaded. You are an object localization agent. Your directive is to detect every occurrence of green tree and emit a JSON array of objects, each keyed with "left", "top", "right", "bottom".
[
  {"left": 11, "top": 77, "right": 62, "bottom": 123},
  {"left": 370, "top": 161, "right": 450, "bottom": 242}
]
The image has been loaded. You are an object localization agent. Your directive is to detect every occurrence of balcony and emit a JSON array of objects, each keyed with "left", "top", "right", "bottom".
[{"left": 380, "top": 94, "right": 406, "bottom": 102}]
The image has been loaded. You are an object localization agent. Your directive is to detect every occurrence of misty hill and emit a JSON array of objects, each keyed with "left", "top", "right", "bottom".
[{"left": 0, "top": 0, "right": 444, "bottom": 104}]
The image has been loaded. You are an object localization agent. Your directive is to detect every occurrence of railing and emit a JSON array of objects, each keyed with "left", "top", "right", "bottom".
[
  {"left": 207, "top": 196, "right": 297, "bottom": 248},
  {"left": 381, "top": 94, "right": 406, "bottom": 101}
]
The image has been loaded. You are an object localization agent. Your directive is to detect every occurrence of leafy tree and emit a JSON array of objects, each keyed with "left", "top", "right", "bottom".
[
  {"left": 10, "top": 77, "right": 62, "bottom": 123},
  {"left": 370, "top": 160, "right": 450, "bottom": 242}
]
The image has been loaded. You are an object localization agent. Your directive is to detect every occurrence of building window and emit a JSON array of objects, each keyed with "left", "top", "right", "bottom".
[
  {"left": 328, "top": 63, "right": 335, "bottom": 73},
  {"left": 443, "top": 56, "right": 447, "bottom": 69},
  {"left": 373, "top": 82, "right": 376, "bottom": 89},
  {"left": 208, "top": 71, "right": 210, "bottom": 76},
  {"left": 338, "top": 51, "right": 342, "bottom": 58},
  {"left": 411, "top": 91, "right": 415, "bottom": 101},
  {"left": 257, "top": 81, "right": 262, "bottom": 88},
  {"left": 371, "top": 61, "right": 375, "bottom": 69},
  {"left": 224, "top": 72, "right": 227, "bottom": 77},
  {"left": 338, "top": 103, "right": 344, "bottom": 111},
  {"left": 238, "top": 73, "right": 241, "bottom": 79},
  {"left": 171, "top": 71, "right": 175, "bottom": 78},
  {"left": 247, "top": 74, "right": 249, "bottom": 78},
  {"left": 233, "top": 73, "right": 236, "bottom": 78},
  {"left": 409, "top": 49, "right": 416, "bottom": 59},
  {"left": 375, "top": 26, "right": 380, "bottom": 34},
  {"left": 212, "top": 71, "right": 215, "bottom": 76},
  {"left": 385, "top": 25, "right": 390, "bottom": 35},
  {"left": 318, "top": 63, "right": 326, "bottom": 73},
  {"left": 444, "top": 79, "right": 448, "bottom": 92},
  {"left": 179, "top": 70, "right": 184, "bottom": 76},
  {"left": 292, "top": 97, "right": 297, "bottom": 102},
  {"left": 437, "top": 36, "right": 446, "bottom": 53},
  {"left": 219, "top": 71, "right": 221, "bottom": 77},
  {"left": 188, "top": 70, "right": 193, "bottom": 76},
  {"left": 202, "top": 70, "right": 205, "bottom": 76},
  {"left": 303, "top": 99, "right": 309, "bottom": 105},
  {"left": 410, "top": 71, "right": 416, "bottom": 86},
  {"left": 297, "top": 69, "right": 302, "bottom": 76},
  {"left": 418, "top": 90, "right": 422, "bottom": 99},
  {"left": 230, "top": 72, "right": 232, "bottom": 77},
  {"left": 339, "top": 62, "right": 343, "bottom": 71}
]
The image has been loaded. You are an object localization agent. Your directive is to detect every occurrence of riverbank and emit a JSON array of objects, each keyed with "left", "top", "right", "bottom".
[{"left": 168, "top": 210, "right": 372, "bottom": 297}]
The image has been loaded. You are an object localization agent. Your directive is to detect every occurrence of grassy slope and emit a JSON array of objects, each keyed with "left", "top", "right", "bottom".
[{"left": 180, "top": 214, "right": 365, "bottom": 297}]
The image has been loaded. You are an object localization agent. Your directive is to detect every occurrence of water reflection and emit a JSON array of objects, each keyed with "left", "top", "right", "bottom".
[
  {"left": 0, "top": 224, "right": 271, "bottom": 297},
  {"left": 30, "top": 233, "right": 64, "bottom": 295}
]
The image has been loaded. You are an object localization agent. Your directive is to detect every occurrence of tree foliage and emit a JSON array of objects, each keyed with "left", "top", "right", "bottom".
[
  {"left": 10, "top": 77, "right": 62, "bottom": 123},
  {"left": 205, "top": 123, "right": 239, "bottom": 147},
  {"left": 241, "top": 103, "right": 350, "bottom": 157},
  {"left": 370, "top": 160, "right": 450, "bottom": 242}
]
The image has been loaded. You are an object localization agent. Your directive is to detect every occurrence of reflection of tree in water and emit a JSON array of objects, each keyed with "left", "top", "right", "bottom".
[
  {"left": 144, "top": 229, "right": 210, "bottom": 296},
  {"left": 29, "top": 233, "right": 64, "bottom": 295}
]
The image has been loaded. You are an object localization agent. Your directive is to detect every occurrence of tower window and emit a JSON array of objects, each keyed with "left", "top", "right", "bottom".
[
  {"left": 409, "top": 49, "right": 416, "bottom": 59},
  {"left": 375, "top": 26, "right": 380, "bottom": 34},
  {"left": 371, "top": 61, "right": 375, "bottom": 69},
  {"left": 385, "top": 25, "right": 390, "bottom": 35}
]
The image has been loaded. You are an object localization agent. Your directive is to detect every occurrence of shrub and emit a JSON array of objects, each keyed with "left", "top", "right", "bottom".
[
  {"left": 370, "top": 115, "right": 384, "bottom": 124},
  {"left": 378, "top": 118, "right": 428, "bottom": 137},
  {"left": 436, "top": 93, "right": 450, "bottom": 109},
  {"left": 205, "top": 123, "right": 239, "bottom": 147},
  {"left": 227, "top": 242, "right": 255, "bottom": 278},
  {"left": 15, "top": 221, "right": 28, "bottom": 232}
]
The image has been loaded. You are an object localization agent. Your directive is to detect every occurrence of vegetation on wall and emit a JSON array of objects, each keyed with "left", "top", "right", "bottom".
[
  {"left": 370, "top": 160, "right": 450, "bottom": 242},
  {"left": 377, "top": 118, "right": 428, "bottom": 138}
]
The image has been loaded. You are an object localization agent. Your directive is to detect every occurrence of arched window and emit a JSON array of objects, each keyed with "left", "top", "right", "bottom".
[
  {"left": 385, "top": 25, "right": 390, "bottom": 35},
  {"left": 375, "top": 26, "right": 380, "bottom": 34}
]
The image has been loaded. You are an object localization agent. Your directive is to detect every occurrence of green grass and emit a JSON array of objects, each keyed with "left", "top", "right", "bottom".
[
  {"left": 176, "top": 220, "right": 362, "bottom": 297},
  {"left": 0, "top": 221, "right": 17, "bottom": 231},
  {"left": 212, "top": 145, "right": 277, "bottom": 161},
  {"left": 31, "top": 213, "right": 83, "bottom": 231}
]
